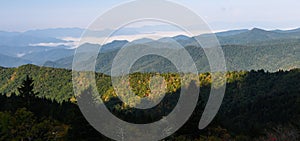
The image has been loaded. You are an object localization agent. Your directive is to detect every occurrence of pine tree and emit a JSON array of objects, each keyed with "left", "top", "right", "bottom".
[
  {"left": 18, "top": 75, "right": 35, "bottom": 96},
  {"left": 17, "top": 75, "right": 37, "bottom": 109}
]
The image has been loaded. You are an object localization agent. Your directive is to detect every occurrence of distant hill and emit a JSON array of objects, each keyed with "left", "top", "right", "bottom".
[
  {"left": 131, "top": 38, "right": 154, "bottom": 44},
  {"left": 101, "top": 40, "right": 129, "bottom": 52},
  {"left": 24, "top": 27, "right": 85, "bottom": 38},
  {"left": 0, "top": 33, "right": 66, "bottom": 46},
  {"left": 45, "top": 37, "right": 300, "bottom": 74},
  {"left": 0, "top": 53, "right": 32, "bottom": 67},
  {"left": 272, "top": 28, "right": 300, "bottom": 33},
  {"left": 1, "top": 27, "right": 300, "bottom": 70},
  {"left": 215, "top": 29, "right": 249, "bottom": 37},
  {"left": 218, "top": 28, "right": 300, "bottom": 44},
  {"left": 43, "top": 55, "right": 74, "bottom": 69},
  {"left": 22, "top": 48, "right": 75, "bottom": 65}
]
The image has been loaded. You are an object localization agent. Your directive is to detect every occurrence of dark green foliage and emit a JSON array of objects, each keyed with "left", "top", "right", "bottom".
[
  {"left": 0, "top": 65, "right": 299, "bottom": 140},
  {"left": 0, "top": 64, "right": 73, "bottom": 103},
  {"left": 0, "top": 108, "right": 69, "bottom": 141},
  {"left": 18, "top": 75, "right": 35, "bottom": 97},
  {"left": 0, "top": 76, "right": 107, "bottom": 140}
]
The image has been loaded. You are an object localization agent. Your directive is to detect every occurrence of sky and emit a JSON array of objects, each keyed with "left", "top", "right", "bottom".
[{"left": 1, "top": 0, "right": 300, "bottom": 32}]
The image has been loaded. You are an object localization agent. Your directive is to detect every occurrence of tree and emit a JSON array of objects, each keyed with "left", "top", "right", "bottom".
[
  {"left": 17, "top": 75, "right": 38, "bottom": 109},
  {"left": 0, "top": 108, "right": 69, "bottom": 141},
  {"left": 18, "top": 75, "right": 35, "bottom": 96}
]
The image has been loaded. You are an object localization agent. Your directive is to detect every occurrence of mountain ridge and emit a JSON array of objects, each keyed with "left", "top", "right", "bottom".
[{"left": 1, "top": 27, "right": 300, "bottom": 69}]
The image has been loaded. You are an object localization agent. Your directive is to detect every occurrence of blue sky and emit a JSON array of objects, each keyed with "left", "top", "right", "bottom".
[{"left": 1, "top": 0, "right": 300, "bottom": 32}]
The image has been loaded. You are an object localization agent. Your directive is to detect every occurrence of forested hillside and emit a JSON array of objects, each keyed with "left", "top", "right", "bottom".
[
  {"left": 0, "top": 65, "right": 299, "bottom": 140},
  {"left": 44, "top": 38, "right": 300, "bottom": 74}
]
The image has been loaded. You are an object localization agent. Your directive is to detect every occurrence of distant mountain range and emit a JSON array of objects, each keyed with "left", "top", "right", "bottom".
[
  {"left": 217, "top": 28, "right": 300, "bottom": 44},
  {"left": 0, "top": 27, "right": 300, "bottom": 72},
  {"left": 0, "top": 53, "right": 32, "bottom": 67}
]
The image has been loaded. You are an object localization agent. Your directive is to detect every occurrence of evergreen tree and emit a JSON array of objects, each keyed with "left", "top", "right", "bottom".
[
  {"left": 17, "top": 75, "right": 38, "bottom": 109},
  {"left": 18, "top": 75, "right": 35, "bottom": 96}
]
